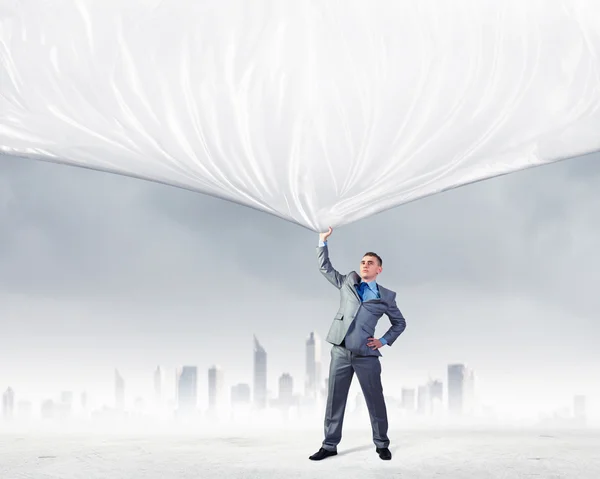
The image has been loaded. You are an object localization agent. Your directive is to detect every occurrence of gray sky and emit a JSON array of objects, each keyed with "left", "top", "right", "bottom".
[{"left": 1, "top": 151, "right": 599, "bottom": 415}]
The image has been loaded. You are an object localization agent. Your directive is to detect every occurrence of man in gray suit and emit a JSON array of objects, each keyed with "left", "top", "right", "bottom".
[{"left": 309, "top": 227, "right": 407, "bottom": 461}]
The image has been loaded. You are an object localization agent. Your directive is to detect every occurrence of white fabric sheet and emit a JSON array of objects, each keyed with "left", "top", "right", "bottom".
[{"left": 1, "top": 0, "right": 600, "bottom": 231}]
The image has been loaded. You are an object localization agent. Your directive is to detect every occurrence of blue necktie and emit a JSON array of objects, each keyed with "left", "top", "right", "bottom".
[{"left": 358, "top": 282, "right": 368, "bottom": 301}]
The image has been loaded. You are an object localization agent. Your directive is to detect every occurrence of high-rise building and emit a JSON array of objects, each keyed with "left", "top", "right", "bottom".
[
  {"left": 322, "top": 377, "right": 329, "bottom": 398},
  {"left": 279, "top": 373, "right": 294, "bottom": 406},
  {"left": 61, "top": 391, "right": 73, "bottom": 405},
  {"left": 253, "top": 335, "right": 267, "bottom": 409},
  {"left": 115, "top": 369, "right": 125, "bottom": 410},
  {"left": 305, "top": 332, "right": 322, "bottom": 399},
  {"left": 448, "top": 363, "right": 475, "bottom": 415},
  {"left": 447, "top": 364, "right": 464, "bottom": 414},
  {"left": 417, "top": 385, "right": 430, "bottom": 414},
  {"left": 401, "top": 388, "right": 416, "bottom": 410},
  {"left": 59, "top": 391, "right": 73, "bottom": 417},
  {"left": 428, "top": 379, "right": 444, "bottom": 413},
  {"left": 208, "top": 365, "right": 225, "bottom": 411},
  {"left": 231, "top": 384, "right": 251, "bottom": 405},
  {"left": 154, "top": 366, "right": 162, "bottom": 402},
  {"left": 176, "top": 366, "right": 198, "bottom": 412},
  {"left": 2, "top": 387, "right": 14, "bottom": 419},
  {"left": 464, "top": 368, "right": 476, "bottom": 414},
  {"left": 355, "top": 392, "right": 366, "bottom": 413},
  {"left": 429, "top": 379, "right": 443, "bottom": 402},
  {"left": 574, "top": 395, "right": 586, "bottom": 419},
  {"left": 41, "top": 399, "right": 54, "bottom": 419}
]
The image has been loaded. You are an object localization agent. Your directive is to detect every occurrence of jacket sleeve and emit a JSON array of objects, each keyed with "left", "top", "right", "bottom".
[
  {"left": 316, "top": 242, "right": 347, "bottom": 289},
  {"left": 381, "top": 294, "right": 407, "bottom": 346}
]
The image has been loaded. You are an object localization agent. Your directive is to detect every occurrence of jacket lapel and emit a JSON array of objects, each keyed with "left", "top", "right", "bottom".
[
  {"left": 350, "top": 272, "right": 362, "bottom": 300},
  {"left": 376, "top": 285, "right": 391, "bottom": 304},
  {"left": 351, "top": 271, "right": 385, "bottom": 303}
]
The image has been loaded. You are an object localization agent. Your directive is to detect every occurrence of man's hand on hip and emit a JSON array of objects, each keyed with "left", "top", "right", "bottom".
[{"left": 367, "top": 337, "right": 383, "bottom": 350}]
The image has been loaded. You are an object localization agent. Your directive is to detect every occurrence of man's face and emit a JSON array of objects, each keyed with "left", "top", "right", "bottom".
[{"left": 360, "top": 255, "right": 382, "bottom": 281}]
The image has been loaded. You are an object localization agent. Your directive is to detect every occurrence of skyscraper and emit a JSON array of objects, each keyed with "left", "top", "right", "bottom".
[
  {"left": 428, "top": 379, "right": 444, "bottom": 414},
  {"left": 447, "top": 364, "right": 464, "bottom": 414},
  {"left": 448, "top": 363, "right": 475, "bottom": 415},
  {"left": 417, "top": 385, "right": 430, "bottom": 414},
  {"left": 115, "top": 369, "right": 125, "bottom": 410},
  {"left": 176, "top": 366, "right": 198, "bottom": 413},
  {"left": 429, "top": 379, "right": 443, "bottom": 402},
  {"left": 60, "top": 391, "right": 73, "bottom": 417},
  {"left": 279, "top": 373, "right": 294, "bottom": 407},
  {"left": 154, "top": 366, "right": 162, "bottom": 403},
  {"left": 305, "top": 331, "right": 322, "bottom": 399},
  {"left": 253, "top": 335, "right": 267, "bottom": 409},
  {"left": 231, "top": 384, "right": 251, "bottom": 405},
  {"left": 464, "top": 368, "right": 476, "bottom": 414},
  {"left": 401, "top": 388, "right": 416, "bottom": 410},
  {"left": 574, "top": 395, "right": 586, "bottom": 420},
  {"left": 3, "top": 387, "right": 14, "bottom": 419},
  {"left": 208, "top": 365, "right": 225, "bottom": 411},
  {"left": 61, "top": 391, "right": 73, "bottom": 405}
]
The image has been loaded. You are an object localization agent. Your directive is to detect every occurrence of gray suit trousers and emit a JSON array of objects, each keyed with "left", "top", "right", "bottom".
[{"left": 322, "top": 344, "right": 389, "bottom": 451}]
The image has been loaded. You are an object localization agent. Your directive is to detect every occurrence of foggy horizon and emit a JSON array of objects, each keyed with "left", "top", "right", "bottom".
[{"left": 2, "top": 151, "right": 600, "bottom": 423}]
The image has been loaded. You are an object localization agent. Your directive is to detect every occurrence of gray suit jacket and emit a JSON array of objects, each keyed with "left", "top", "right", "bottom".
[{"left": 317, "top": 244, "right": 407, "bottom": 357}]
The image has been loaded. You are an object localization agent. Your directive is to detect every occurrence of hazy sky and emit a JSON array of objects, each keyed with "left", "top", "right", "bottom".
[{"left": 1, "top": 151, "right": 599, "bottom": 415}]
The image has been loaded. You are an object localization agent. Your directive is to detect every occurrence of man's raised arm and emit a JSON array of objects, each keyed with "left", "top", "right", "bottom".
[{"left": 316, "top": 227, "right": 346, "bottom": 289}]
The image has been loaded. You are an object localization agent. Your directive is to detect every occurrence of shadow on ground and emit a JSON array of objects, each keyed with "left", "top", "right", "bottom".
[{"left": 337, "top": 444, "right": 377, "bottom": 457}]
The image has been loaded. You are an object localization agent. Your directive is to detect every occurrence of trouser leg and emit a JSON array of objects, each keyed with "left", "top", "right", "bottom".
[
  {"left": 322, "top": 345, "right": 354, "bottom": 451},
  {"left": 353, "top": 355, "right": 389, "bottom": 449}
]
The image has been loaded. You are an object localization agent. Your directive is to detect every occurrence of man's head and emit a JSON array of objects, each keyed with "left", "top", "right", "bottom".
[{"left": 360, "top": 252, "right": 383, "bottom": 282}]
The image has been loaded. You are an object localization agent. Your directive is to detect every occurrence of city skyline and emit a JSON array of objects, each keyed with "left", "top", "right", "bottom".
[
  {"left": 1, "top": 152, "right": 600, "bottom": 422},
  {"left": 1, "top": 322, "right": 596, "bottom": 419},
  {"left": 2, "top": 331, "right": 595, "bottom": 425}
]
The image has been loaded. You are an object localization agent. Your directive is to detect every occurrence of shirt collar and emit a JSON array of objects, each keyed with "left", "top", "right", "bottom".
[{"left": 361, "top": 279, "right": 378, "bottom": 290}]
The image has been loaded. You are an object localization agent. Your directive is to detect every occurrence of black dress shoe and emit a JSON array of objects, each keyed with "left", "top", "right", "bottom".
[
  {"left": 376, "top": 447, "right": 392, "bottom": 460},
  {"left": 309, "top": 447, "right": 337, "bottom": 460}
]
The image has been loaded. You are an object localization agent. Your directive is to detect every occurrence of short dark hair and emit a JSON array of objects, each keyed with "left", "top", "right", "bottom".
[{"left": 363, "top": 252, "right": 382, "bottom": 266}]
